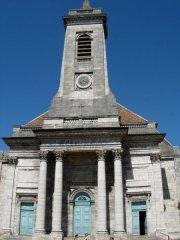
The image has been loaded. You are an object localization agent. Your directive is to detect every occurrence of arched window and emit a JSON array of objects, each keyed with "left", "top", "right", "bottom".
[{"left": 77, "top": 34, "right": 92, "bottom": 61}]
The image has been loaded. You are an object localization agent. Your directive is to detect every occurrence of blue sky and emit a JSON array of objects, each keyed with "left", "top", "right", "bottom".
[{"left": 0, "top": 0, "right": 180, "bottom": 149}]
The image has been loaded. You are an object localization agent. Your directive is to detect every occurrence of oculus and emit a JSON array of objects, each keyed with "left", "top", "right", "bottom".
[{"left": 76, "top": 74, "right": 92, "bottom": 89}]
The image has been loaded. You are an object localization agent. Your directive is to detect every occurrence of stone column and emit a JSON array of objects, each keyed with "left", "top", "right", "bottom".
[
  {"left": 113, "top": 150, "right": 125, "bottom": 235},
  {"left": 51, "top": 151, "right": 64, "bottom": 240},
  {"left": 34, "top": 151, "right": 48, "bottom": 238},
  {"left": 97, "top": 150, "right": 108, "bottom": 234}
]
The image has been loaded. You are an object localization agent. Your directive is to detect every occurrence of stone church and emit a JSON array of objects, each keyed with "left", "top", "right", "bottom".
[{"left": 0, "top": 1, "right": 180, "bottom": 240}]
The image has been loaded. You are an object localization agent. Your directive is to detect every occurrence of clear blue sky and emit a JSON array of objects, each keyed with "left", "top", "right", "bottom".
[{"left": 0, "top": 0, "right": 180, "bottom": 150}]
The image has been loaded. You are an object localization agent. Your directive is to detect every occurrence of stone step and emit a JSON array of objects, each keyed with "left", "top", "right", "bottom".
[
  {"left": 64, "top": 235, "right": 158, "bottom": 240},
  {"left": 0, "top": 232, "right": 10, "bottom": 240},
  {"left": 1, "top": 235, "right": 165, "bottom": 240},
  {"left": 8, "top": 236, "right": 32, "bottom": 240}
]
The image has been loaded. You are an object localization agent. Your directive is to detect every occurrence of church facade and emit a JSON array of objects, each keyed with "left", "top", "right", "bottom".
[{"left": 0, "top": 2, "right": 180, "bottom": 240}]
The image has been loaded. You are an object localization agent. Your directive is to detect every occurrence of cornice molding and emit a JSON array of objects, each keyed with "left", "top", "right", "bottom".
[
  {"left": 63, "top": 13, "right": 108, "bottom": 38},
  {"left": 126, "top": 133, "right": 165, "bottom": 148},
  {"left": 2, "top": 137, "right": 40, "bottom": 149}
]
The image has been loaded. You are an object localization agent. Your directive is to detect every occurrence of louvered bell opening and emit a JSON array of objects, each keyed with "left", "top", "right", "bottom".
[{"left": 77, "top": 35, "right": 92, "bottom": 61}]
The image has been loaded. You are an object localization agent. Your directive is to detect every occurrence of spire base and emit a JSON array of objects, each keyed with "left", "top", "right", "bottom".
[{"left": 82, "top": 0, "right": 91, "bottom": 10}]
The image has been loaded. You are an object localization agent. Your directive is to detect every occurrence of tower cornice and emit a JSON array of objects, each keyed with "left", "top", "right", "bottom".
[{"left": 63, "top": 11, "right": 108, "bottom": 38}]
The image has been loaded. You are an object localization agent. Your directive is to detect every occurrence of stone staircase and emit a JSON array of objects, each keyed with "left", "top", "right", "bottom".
[
  {"left": 4, "top": 236, "right": 31, "bottom": 240},
  {"left": 125, "top": 236, "right": 160, "bottom": 240},
  {"left": 0, "top": 231, "right": 10, "bottom": 240},
  {"left": 0, "top": 235, "right": 171, "bottom": 240},
  {"left": 64, "top": 235, "right": 161, "bottom": 240}
]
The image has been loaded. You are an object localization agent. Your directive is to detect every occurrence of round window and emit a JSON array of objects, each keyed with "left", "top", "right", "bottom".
[{"left": 76, "top": 74, "right": 92, "bottom": 89}]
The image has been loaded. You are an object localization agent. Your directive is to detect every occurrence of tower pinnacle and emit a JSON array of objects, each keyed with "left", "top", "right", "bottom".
[{"left": 82, "top": 0, "right": 91, "bottom": 10}]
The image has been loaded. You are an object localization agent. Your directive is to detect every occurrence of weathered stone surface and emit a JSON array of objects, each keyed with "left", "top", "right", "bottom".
[
  {"left": 48, "top": 21, "right": 119, "bottom": 122},
  {"left": 0, "top": 3, "right": 180, "bottom": 240}
]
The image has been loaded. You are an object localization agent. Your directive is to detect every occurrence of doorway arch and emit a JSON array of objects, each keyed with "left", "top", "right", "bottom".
[{"left": 73, "top": 192, "right": 91, "bottom": 236}]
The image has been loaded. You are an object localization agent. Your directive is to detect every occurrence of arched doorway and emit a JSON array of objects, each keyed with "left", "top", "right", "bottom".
[{"left": 73, "top": 192, "right": 91, "bottom": 236}]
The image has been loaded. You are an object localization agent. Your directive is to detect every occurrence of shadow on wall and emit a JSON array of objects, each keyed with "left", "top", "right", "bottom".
[
  {"left": 106, "top": 151, "right": 114, "bottom": 233},
  {"left": 161, "top": 168, "right": 171, "bottom": 200},
  {"left": 45, "top": 152, "right": 55, "bottom": 233}
]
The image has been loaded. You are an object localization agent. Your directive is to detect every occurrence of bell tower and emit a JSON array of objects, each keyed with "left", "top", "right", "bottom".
[{"left": 46, "top": 1, "right": 120, "bottom": 128}]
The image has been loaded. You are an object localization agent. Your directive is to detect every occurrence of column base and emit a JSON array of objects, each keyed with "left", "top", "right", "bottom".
[
  {"left": 113, "top": 232, "right": 127, "bottom": 240},
  {"left": 32, "top": 231, "right": 47, "bottom": 240},
  {"left": 96, "top": 231, "right": 109, "bottom": 240},
  {"left": 50, "top": 231, "right": 64, "bottom": 240},
  {"left": 114, "top": 231, "right": 126, "bottom": 236}
]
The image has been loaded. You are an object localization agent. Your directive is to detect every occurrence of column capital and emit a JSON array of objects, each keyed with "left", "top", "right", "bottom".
[
  {"left": 1, "top": 153, "right": 18, "bottom": 165},
  {"left": 96, "top": 150, "right": 106, "bottom": 161},
  {"left": 113, "top": 149, "right": 123, "bottom": 160},
  {"left": 39, "top": 151, "right": 48, "bottom": 162},
  {"left": 150, "top": 153, "right": 161, "bottom": 162},
  {"left": 54, "top": 151, "right": 64, "bottom": 162},
  {"left": 0, "top": 152, "right": 4, "bottom": 160},
  {"left": 7, "top": 156, "right": 18, "bottom": 165}
]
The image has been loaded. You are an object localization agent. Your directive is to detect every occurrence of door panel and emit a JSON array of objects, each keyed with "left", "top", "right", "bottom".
[
  {"left": 20, "top": 203, "right": 34, "bottom": 236},
  {"left": 74, "top": 206, "right": 82, "bottom": 235},
  {"left": 132, "top": 211, "right": 140, "bottom": 235},
  {"left": 82, "top": 206, "right": 91, "bottom": 234},
  {"left": 73, "top": 194, "right": 91, "bottom": 236},
  {"left": 132, "top": 202, "right": 147, "bottom": 236}
]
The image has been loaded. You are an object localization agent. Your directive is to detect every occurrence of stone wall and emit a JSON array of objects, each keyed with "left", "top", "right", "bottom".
[
  {"left": 174, "top": 148, "right": 180, "bottom": 202},
  {"left": 124, "top": 152, "right": 166, "bottom": 235},
  {"left": 161, "top": 159, "right": 180, "bottom": 233},
  {"left": 13, "top": 153, "right": 39, "bottom": 235},
  {"left": 0, "top": 162, "right": 16, "bottom": 232}
]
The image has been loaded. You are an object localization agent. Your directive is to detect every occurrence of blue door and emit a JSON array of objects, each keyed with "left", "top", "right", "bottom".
[
  {"left": 132, "top": 211, "right": 140, "bottom": 235},
  {"left": 132, "top": 202, "right": 147, "bottom": 235},
  {"left": 74, "top": 193, "right": 91, "bottom": 236},
  {"left": 20, "top": 202, "right": 35, "bottom": 236}
]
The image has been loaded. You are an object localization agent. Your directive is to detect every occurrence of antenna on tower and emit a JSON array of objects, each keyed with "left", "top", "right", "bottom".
[{"left": 82, "top": 0, "right": 91, "bottom": 10}]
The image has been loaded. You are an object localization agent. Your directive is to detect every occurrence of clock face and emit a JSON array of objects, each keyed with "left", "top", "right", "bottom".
[{"left": 76, "top": 74, "right": 92, "bottom": 89}]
